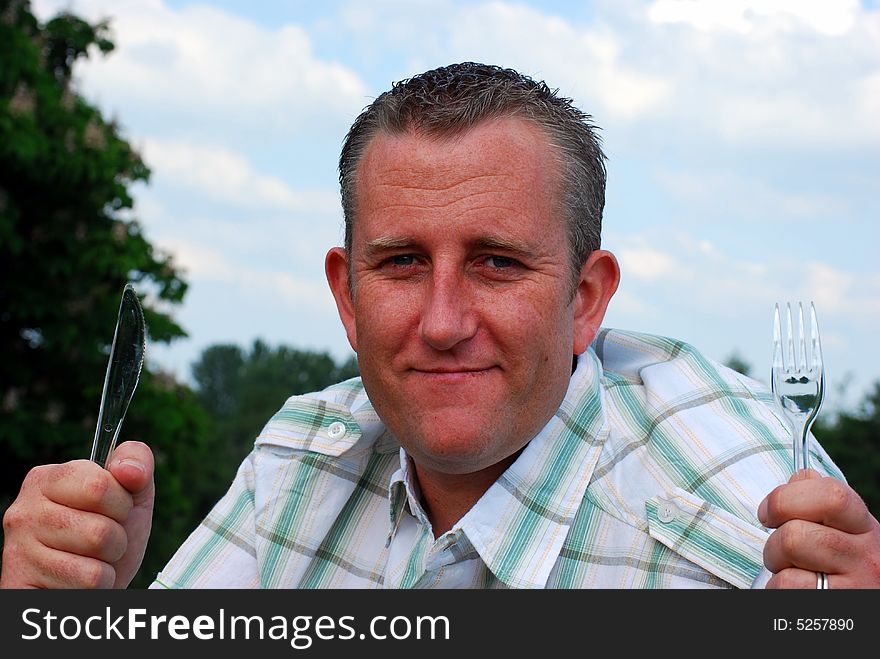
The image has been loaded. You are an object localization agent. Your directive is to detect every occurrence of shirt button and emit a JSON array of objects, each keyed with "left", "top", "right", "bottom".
[
  {"left": 657, "top": 501, "right": 678, "bottom": 523},
  {"left": 327, "top": 421, "right": 347, "bottom": 439}
]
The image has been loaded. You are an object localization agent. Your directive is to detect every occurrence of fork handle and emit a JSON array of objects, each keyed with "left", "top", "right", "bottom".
[
  {"left": 792, "top": 416, "right": 818, "bottom": 473},
  {"left": 792, "top": 425, "right": 810, "bottom": 473}
]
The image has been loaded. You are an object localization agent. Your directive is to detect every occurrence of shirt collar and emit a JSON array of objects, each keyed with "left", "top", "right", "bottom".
[
  {"left": 387, "top": 349, "right": 610, "bottom": 588},
  {"left": 388, "top": 450, "right": 429, "bottom": 546}
]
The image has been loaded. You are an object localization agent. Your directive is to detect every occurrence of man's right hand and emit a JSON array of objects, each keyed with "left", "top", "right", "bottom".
[{"left": 1, "top": 441, "right": 154, "bottom": 589}]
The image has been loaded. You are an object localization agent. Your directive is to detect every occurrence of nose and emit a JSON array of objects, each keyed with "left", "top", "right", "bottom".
[{"left": 418, "top": 268, "right": 478, "bottom": 351}]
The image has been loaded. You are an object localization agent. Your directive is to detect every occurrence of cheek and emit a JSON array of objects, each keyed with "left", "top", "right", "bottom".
[
  {"left": 483, "top": 290, "right": 573, "bottom": 350},
  {"left": 354, "top": 283, "right": 418, "bottom": 344}
]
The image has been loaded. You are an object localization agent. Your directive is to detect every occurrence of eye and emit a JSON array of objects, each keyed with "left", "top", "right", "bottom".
[
  {"left": 377, "top": 254, "right": 425, "bottom": 275},
  {"left": 474, "top": 254, "right": 526, "bottom": 281},
  {"left": 485, "top": 255, "right": 517, "bottom": 269},
  {"left": 384, "top": 254, "right": 417, "bottom": 267}
]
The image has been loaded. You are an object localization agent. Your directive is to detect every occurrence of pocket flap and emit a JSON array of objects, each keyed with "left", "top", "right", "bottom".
[{"left": 647, "top": 487, "right": 769, "bottom": 589}]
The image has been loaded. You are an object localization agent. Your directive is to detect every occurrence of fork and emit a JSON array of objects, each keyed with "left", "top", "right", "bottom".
[{"left": 771, "top": 301, "right": 826, "bottom": 473}]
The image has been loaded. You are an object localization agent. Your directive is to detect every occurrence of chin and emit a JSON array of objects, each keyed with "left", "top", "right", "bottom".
[{"left": 401, "top": 427, "right": 519, "bottom": 475}]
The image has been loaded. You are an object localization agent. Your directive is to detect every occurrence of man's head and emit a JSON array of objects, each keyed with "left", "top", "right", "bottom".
[
  {"left": 339, "top": 62, "right": 607, "bottom": 291},
  {"left": 326, "top": 62, "right": 619, "bottom": 481}
]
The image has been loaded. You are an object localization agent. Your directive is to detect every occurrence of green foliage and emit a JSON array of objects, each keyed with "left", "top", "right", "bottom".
[
  {"left": 0, "top": 1, "right": 199, "bottom": 586},
  {"left": 723, "top": 351, "right": 752, "bottom": 378},
  {"left": 813, "top": 383, "right": 880, "bottom": 519}
]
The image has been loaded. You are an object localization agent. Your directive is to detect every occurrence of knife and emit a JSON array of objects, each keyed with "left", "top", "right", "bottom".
[{"left": 90, "top": 284, "right": 146, "bottom": 469}]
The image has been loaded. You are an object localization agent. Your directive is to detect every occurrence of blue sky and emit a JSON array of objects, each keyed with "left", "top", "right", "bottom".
[{"left": 34, "top": 0, "right": 880, "bottom": 412}]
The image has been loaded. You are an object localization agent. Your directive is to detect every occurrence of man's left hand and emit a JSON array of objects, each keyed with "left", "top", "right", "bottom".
[{"left": 759, "top": 470, "right": 880, "bottom": 588}]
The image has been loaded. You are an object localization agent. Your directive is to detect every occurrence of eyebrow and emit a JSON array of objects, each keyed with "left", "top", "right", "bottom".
[
  {"left": 363, "top": 236, "right": 414, "bottom": 259},
  {"left": 472, "top": 236, "right": 536, "bottom": 258},
  {"left": 364, "top": 236, "right": 414, "bottom": 251},
  {"left": 363, "top": 235, "right": 537, "bottom": 259}
]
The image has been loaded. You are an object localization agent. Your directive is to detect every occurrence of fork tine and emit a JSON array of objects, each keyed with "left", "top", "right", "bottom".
[
  {"left": 784, "top": 302, "right": 795, "bottom": 373},
  {"left": 772, "top": 303, "right": 784, "bottom": 371},
  {"left": 797, "top": 301, "right": 807, "bottom": 372},
  {"left": 810, "top": 301, "right": 823, "bottom": 371}
]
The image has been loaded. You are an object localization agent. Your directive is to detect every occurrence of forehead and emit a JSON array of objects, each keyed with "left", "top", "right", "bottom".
[
  {"left": 352, "top": 117, "right": 563, "bottom": 240},
  {"left": 359, "top": 117, "right": 558, "bottom": 185}
]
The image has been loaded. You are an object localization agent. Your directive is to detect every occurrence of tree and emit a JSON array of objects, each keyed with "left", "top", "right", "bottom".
[
  {"left": 0, "top": 1, "right": 208, "bottom": 587},
  {"left": 723, "top": 351, "right": 752, "bottom": 378},
  {"left": 813, "top": 383, "right": 880, "bottom": 518}
]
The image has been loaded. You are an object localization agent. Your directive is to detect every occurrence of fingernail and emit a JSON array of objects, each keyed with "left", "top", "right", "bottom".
[
  {"left": 116, "top": 458, "right": 146, "bottom": 475},
  {"left": 757, "top": 498, "right": 768, "bottom": 524}
]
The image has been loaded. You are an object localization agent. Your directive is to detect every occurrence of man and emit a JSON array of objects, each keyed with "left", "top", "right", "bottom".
[{"left": 3, "top": 62, "right": 878, "bottom": 589}]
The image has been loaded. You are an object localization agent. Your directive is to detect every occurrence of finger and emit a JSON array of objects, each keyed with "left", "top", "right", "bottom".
[
  {"left": 27, "top": 545, "right": 117, "bottom": 589},
  {"left": 0, "top": 538, "right": 116, "bottom": 589},
  {"left": 765, "top": 567, "right": 825, "bottom": 589},
  {"left": 758, "top": 472, "right": 872, "bottom": 534},
  {"left": 36, "top": 461, "right": 134, "bottom": 523},
  {"left": 107, "top": 441, "right": 155, "bottom": 588},
  {"left": 763, "top": 519, "right": 855, "bottom": 574},
  {"left": 765, "top": 568, "right": 863, "bottom": 589},
  {"left": 33, "top": 500, "right": 128, "bottom": 564}
]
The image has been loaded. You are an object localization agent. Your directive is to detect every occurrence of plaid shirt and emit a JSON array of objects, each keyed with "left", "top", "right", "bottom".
[{"left": 151, "top": 328, "right": 843, "bottom": 589}]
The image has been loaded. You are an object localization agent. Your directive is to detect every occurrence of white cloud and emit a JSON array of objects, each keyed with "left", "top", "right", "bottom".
[
  {"left": 617, "top": 247, "right": 682, "bottom": 281},
  {"left": 605, "top": 288, "right": 652, "bottom": 317},
  {"left": 340, "top": 0, "right": 880, "bottom": 146},
  {"left": 141, "top": 139, "right": 338, "bottom": 213},
  {"left": 160, "top": 239, "right": 335, "bottom": 311},
  {"left": 607, "top": 231, "right": 880, "bottom": 329},
  {"left": 806, "top": 262, "right": 880, "bottom": 320},
  {"left": 334, "top": 0, "right": 673, "bottom": 121},
  {"left": 35, "top": 0, "right": 369, "bottom": 134},
  {"left": 647, "top": 0, "right": 860, "bottom": 37},
  {"left": 451, "top": 2, "right": 672, "bottom": 119},
  {"left": 37, "top": 0, "right": 880, "bottom": 147},
  {"left": 858, "top": 72, "right": 880, "bottom": 120},
  {"left": 162, "top": 240, "right": 231, "bottom": 280},
  {"left": 654, "top": 169, "right": 848, "bottom": 220},
  {"left": 640, "top": 0, "right": 880, "bottom": 146}
]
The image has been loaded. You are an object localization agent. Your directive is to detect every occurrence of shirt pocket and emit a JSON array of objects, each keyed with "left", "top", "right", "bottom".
[{"left": 646, "top": 487, "right": 769, "bottom": 589}]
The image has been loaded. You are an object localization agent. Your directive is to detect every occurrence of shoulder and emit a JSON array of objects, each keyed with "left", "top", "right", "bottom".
[
  {"left": 584, "top": 329, "right": 795, "bottom": 586},
  {"left": 592, "top": 327, "right": 761, "bottom": 395},
  {"left": 253, "top": 376, "right": 398, "bottom": 459},
  {"left": 588, "top": 327, "right": 842, "bottom": 519}
]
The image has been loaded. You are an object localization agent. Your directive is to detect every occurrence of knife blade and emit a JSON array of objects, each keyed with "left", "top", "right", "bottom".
[{"left": 90, "top": 284, "right": 146, "bottom": 469}]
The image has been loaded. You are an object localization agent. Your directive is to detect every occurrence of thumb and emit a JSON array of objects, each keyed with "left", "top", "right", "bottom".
[
  {"left": 108, "top": 441, "right": 155, "bottom": 588},
  {"left": 109, "top": 440, "right": 154, "bottom": 501}
]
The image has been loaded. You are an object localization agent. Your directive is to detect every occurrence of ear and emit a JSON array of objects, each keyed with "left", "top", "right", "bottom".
[
  {"left": 572, "top": 249, "right": 620, "bottom": 355},
  {"left": 325, "top": 247, "right": 358, "bottom": 352}
]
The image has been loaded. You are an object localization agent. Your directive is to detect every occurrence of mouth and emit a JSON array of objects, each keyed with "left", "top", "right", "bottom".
[{"left": 410, "top": 366, "right": 499, "bottom": 382}]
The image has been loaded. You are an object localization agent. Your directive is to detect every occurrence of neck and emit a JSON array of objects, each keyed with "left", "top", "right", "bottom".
[{"left": 413, "top": 450, "right": 522, "bottom": 537}]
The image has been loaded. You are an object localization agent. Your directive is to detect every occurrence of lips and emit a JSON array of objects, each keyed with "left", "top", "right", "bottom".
[
  {"left": 409, "top": 365, "right": 498, "bottom": 382},
  {"left": 416, "top": 367, "right": 492, "bottom": 373}
]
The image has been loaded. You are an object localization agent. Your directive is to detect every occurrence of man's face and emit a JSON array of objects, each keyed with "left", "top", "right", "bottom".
[{"left": 327, "top": 117, "right": 617, "bottom": 478}]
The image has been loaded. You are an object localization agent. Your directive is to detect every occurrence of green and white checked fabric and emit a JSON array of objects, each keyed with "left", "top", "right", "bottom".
[{"left": 151, "top": 329, "right": 844, "bottom": 590}]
